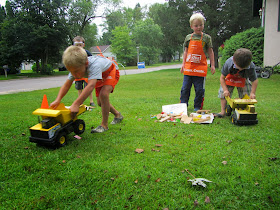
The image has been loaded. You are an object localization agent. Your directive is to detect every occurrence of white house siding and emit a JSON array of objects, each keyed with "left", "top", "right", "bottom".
[{"left": 263, "top": 0, "right": 280, "bottom": 66}]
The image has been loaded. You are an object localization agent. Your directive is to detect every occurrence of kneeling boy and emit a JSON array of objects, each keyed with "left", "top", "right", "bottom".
[{"left": 215, "top": 48, "right": 258, "bottom": 118}]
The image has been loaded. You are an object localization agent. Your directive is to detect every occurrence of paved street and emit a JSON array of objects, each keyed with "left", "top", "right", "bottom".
[{"left": 0, "top": 64, "right": 181, "bottom": 95}]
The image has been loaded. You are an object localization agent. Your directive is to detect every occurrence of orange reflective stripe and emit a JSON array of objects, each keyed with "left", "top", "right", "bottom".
[{"left": 96, "top": 46, "right": 105, "bottom": 57}]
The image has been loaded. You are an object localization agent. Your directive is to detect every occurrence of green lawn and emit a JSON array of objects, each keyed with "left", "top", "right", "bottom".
[{"left": 0, "top": 69, "right": 279, "bottom": 209}]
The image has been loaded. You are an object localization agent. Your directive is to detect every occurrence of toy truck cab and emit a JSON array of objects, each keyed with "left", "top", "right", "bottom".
[
  {"left": 225, "top": 95, "right": 258, "bottom": 125},
  {"left": 29, "top": 103, "right": 86, "bottom": 147}
]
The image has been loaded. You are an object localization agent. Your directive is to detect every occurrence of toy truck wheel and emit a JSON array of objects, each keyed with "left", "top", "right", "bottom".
[
  {"left": 56, "top": 132, "right": 67, "bottom": 147},
  {"left": 74, "top": 119, "right": 86, "bottom": 135},
  {"left": 225, "top": 105, "right": 232, "bottom": 116}
]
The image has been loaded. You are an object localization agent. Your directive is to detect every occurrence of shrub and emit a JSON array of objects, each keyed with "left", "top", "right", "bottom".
[
  {"left": 221, "top": 27, "right": 264, "bottom": 67},
  {"left": 32, "top": 63, "right": 54, "bottom": 75}
]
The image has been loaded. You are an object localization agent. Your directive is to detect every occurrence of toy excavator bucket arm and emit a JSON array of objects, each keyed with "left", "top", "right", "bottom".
[{"left": 225, "top": 96, "right": 234, "bottom": 108}]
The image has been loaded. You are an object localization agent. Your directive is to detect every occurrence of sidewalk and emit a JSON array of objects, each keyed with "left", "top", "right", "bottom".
[{"left": 0, "top": 64, "right": 181, "bottom": 95}]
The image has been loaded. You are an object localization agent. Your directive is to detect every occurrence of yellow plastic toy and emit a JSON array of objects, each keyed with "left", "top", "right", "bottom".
[
  {"left": 29, "top": 95, "right": 86, "bottom": 147},
  {"left": 225, "top": 94, "right": 258, "bottom": 125}
]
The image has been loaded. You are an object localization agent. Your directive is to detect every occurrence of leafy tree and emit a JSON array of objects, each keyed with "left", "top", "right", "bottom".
[
  {"left": 101, "top": 10, "right": 125, "bottom": 44},
  {"left": 133, "top": 18, "right": 163, "bottom": 65},
  {"left": 132, "top": 3, "right": 144, "bottom": 24},
  {"left": 0, "top": 0, "right": 119, "bottom": 74},
  {"left": 0, "top": 5, "right": 7, "bottom": 69},
  {"left": 0, "top": 0, "right": 70, "bottom": 74},
  {"left": 149, "top": 3, "right": 190, "bottom": 62},
  {"left": 75, "top": 23, "right": 98, "bottom": 52},
  {"left": 0, "top": 17, "right": 26, "bottom": 73},
  {"left": 67, "top": 0, "right": 121, "bottom": 39},
  {"left": 221, "top": 27, "right": 264, "bottom": 66},
  {"left": 110, "top": 25, "right": 136, "bottom": 65},
  {"left": 0, "top": 5, "right": 5, "bottom": 22},
  {"left": 98, "top": 31, "right": 111, "bottom": 45},
  {"left": 101, "top": 4, "right": 145, "bottom": 45},
  {"left": 67, "top": 0, "right": 98, "bottom": 41},
  {"left": 196, "top": 0, "right": 260, "bottom": 67}
]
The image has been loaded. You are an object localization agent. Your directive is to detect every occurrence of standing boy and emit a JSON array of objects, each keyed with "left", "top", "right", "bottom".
[
  {"left": 180, "top": 13, "right": 215, "bottom": 111},
  {"left": 214, "top": 48, "right": 258, "bottom": 118},
  {"left": 50, "top": 46, "right": 123, "bottom": 133},
  {"left": 73, "top": 36, "right": 95, "bottom": 107}
]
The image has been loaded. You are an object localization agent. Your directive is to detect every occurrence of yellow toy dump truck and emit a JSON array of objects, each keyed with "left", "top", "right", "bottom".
[
  {"left": 225, "top": 94, "right": 258, "bottom": 125},
  {"left": 29, "top": 103, "right": 86, "bottom": 147}
]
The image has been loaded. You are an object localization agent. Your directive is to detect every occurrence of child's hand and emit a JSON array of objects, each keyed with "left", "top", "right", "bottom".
[
  {"left": 210, "top": 66, "right": 215, "bottom": 75},
  {"left": 223, "top": 90, "right": 230, "bottom": 97},
  {"left": 180, "top": 66, "right": 185, "bottom": 73},
  {"left": 70, "top": 104, "right": 79, "bottom": 119},
  {"left": 250, "top": 93, "right": 256, "bottom": 99},
  {"left": 50, "top": 100, "right": 60, "bottom": 109}
]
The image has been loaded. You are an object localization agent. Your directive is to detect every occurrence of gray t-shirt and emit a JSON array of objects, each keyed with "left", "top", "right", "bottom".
[
  {"left": 68, "top": 56, "right": 112, "bottom": 81},
  {"left": 221, "top": 56, "right": 257, "bottom": 82}
]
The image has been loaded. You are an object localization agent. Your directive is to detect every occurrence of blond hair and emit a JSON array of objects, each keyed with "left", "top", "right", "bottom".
[
  {"left": 189, "top": 13, "right": 205, "bottom": 26},
  {"left": 62, "top": 46, "right": 87, "bottom": 68}
]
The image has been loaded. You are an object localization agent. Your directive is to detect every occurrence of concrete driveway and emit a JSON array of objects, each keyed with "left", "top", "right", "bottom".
[{"left": 0, "top": 64, "right": 181, "bottom": 95}]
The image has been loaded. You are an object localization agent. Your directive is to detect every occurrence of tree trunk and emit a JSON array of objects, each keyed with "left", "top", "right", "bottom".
[
  {"left": 36, "top": 60, "right": 40, "bottom": 73},
  {"left": 213, "top": 44, "right": 220, "bottom": 68}
]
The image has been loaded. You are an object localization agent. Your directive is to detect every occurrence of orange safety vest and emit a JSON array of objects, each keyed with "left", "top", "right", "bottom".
[
  {"left": 225, "top": 71, "right": 246, "bottom": 87},
  {"left": 184, "top": 33, "right": 208, "bottom": 77}
]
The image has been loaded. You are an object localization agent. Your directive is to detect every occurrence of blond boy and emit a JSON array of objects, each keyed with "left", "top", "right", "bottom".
[
  {"left": 50, "top": 46, "right": 123, "bottom": 133},
  {"left": 180, "top": 13, "right": 215, "bottom": 111}
]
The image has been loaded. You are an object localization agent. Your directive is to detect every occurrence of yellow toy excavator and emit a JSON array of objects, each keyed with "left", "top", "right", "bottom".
[
  {"left": 225, "top": 94, "right": 258, "bottom": 125},
  {"left": 29, "top": 95, "right": 86, "bottom": 147}
]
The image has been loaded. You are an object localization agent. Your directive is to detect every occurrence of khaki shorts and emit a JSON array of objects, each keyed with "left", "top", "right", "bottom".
[{"left": 218, "top": 79, "right": 251, "bottom": 98}]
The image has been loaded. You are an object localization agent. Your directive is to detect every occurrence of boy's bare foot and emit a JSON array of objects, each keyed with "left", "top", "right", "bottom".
[{"left": 213, "top": 113, "right": 225, "bottom": 118}]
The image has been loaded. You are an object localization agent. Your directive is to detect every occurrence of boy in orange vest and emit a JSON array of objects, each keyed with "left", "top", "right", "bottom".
[
  {"left": 180, "top": 13, "right": 215, "bottom": 111},
  {"left": 50, "top": 46, "right": 122, "bottom": 133},
  {"left": 214, "top": 48, "right": 258, "bottom": 118}
]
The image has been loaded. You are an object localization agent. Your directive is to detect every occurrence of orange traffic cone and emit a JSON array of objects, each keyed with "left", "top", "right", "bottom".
[{"left": 41, "top": 94, "right": 49, "bottom": 109}]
